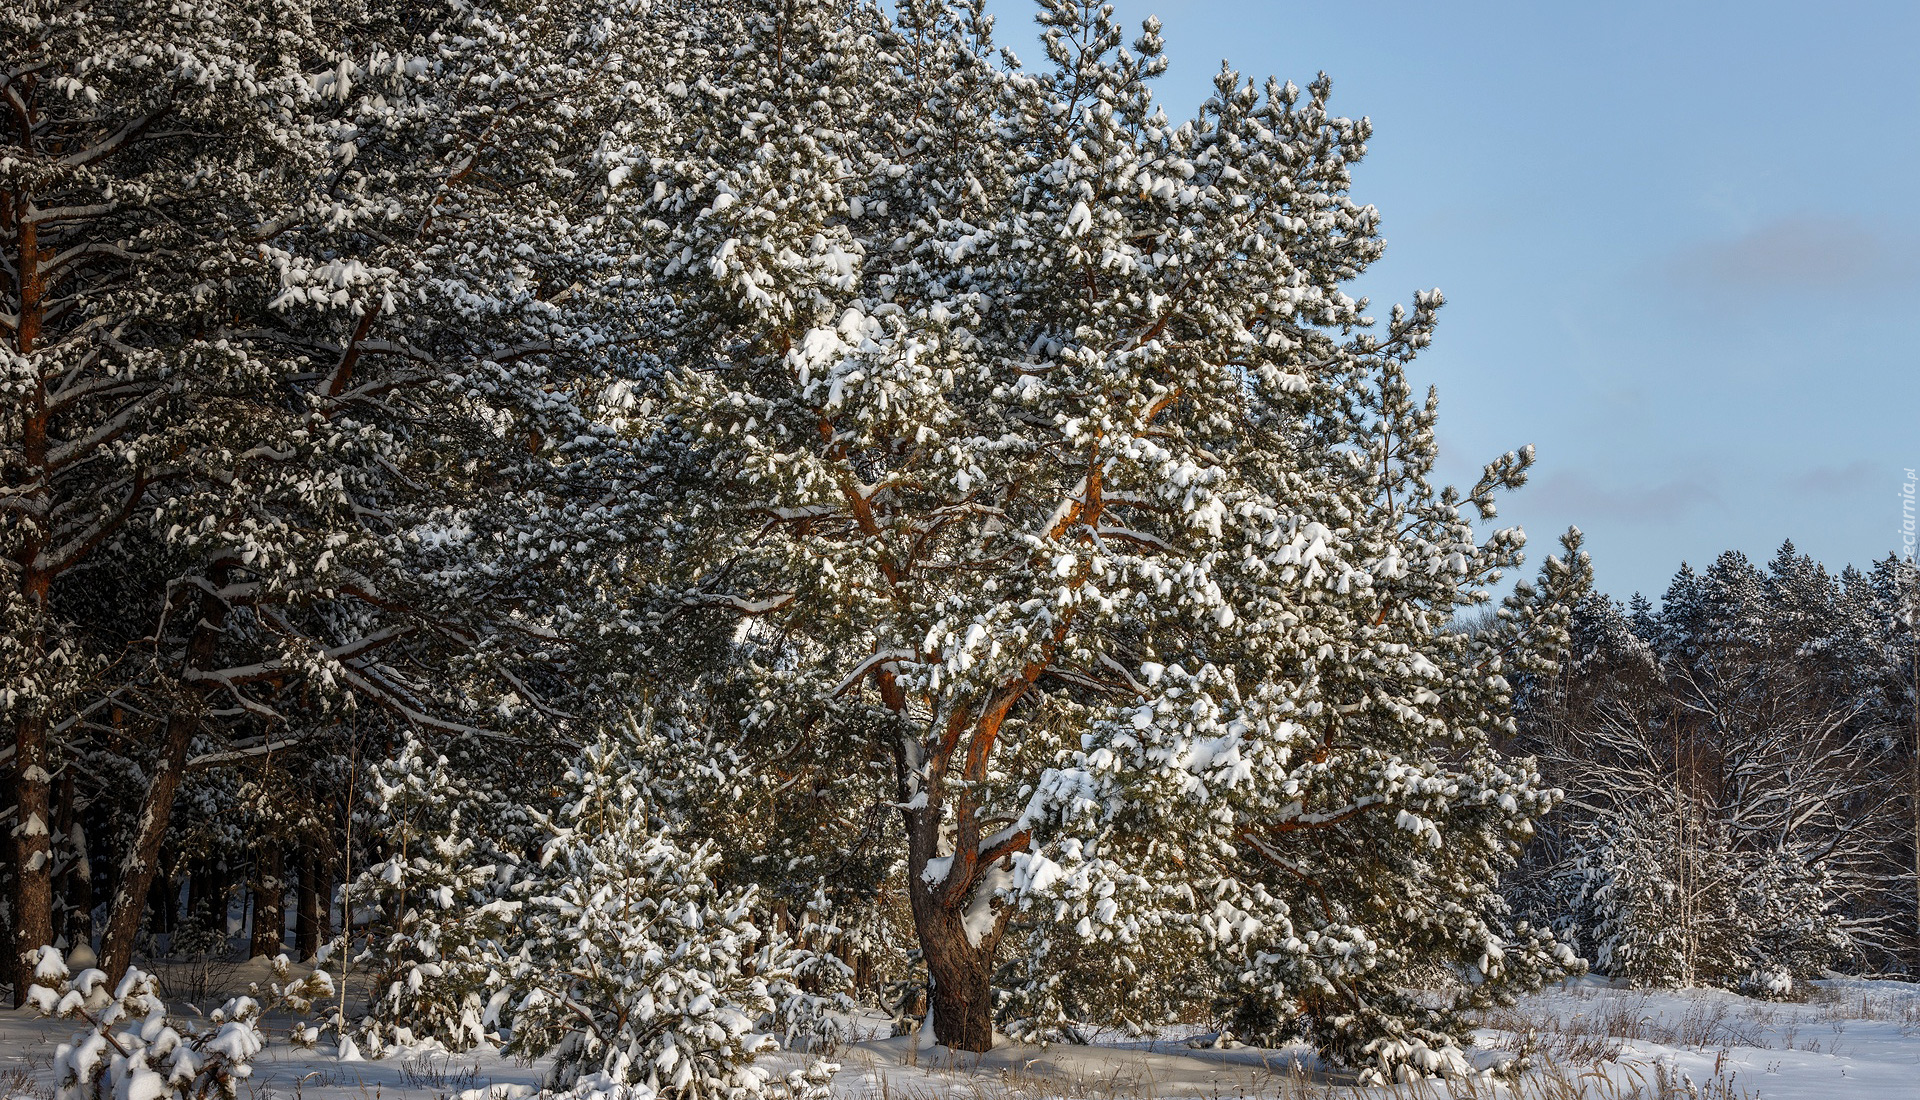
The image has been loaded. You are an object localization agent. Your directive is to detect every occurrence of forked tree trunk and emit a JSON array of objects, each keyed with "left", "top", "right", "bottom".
[
  {"left": 899, "top": 739, "right": 1010, "bottom": 1052},
  {"left": 249, "top": 847, "right": 285, "bottom": 958},
  {"left": 885, "top": 673, "right": 1035, "bottom": 1053}
]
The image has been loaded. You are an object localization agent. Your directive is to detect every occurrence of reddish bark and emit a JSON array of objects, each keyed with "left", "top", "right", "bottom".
[{"left": 8, "top": 181, "right": 56, "bottom": 1006}]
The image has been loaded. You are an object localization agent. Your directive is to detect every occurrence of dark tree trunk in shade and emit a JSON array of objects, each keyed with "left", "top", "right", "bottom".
[
  {"left": 249, "top": 847, "right": 285, "bottom": 958},
  {"left": 9, "top": 711, "right": 54, "bottom": 1006},
  {"left": 296, "top": 845, "right": 326, "bottom": 961}
]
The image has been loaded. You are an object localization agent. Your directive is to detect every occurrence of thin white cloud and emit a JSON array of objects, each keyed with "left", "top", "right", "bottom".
[
  {"left": 1666, "top": 215, "right": 1919, "bottom": 293},
  {"left": 1530, "top": 470, "right": 1721, "bottom": 523},
  {"left": 1781, "top": 460, "right": 1877, "bottom": 497}
]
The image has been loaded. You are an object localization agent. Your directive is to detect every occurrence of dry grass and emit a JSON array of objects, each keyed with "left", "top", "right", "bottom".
[
  {"left": 848, "top": 1056, "right": 1758, "bottom": 1100},
  {"left": 396, "top": 1053, "right": 489, "bottom": 1094},
  {"left": 0, "top": 1058, "right": 52, "bottom": 1100},
  {"left": 143, "top": 953, "right": 249, "bottom": 1007},
  {"left": 851, "top": 984, "right": 1914, "bottom": 1100},
  {"left": 1805, "top": 983, "right": 1920, "bottom": 1035},
  {"left": 864, "top": 1056, "right": 1206, "bottom": 1100}
]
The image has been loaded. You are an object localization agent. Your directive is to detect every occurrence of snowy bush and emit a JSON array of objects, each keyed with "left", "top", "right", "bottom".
[
  {"left": 25, "top": 946, "right": 333, "bottom": 1100},
  {"left": 352, "top": 737, "right": 524, "bottom": 1055},
  {"left": 1554, "top": 813, "right": 1849, "bottom": 993},
  {"left": 504, "top": 733, "right": 836, "bottom": 1099}
]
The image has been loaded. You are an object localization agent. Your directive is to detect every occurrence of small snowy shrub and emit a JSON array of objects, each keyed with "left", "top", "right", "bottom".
[
  {"left": 505, "top": 733, "right": 835, "bottom": 1099},
  {"left": 352, "top": 737, "right": 523, "bottom": 1055},
  {"left": 25, "top": 946, "right": 333, "bottom": 1100}
]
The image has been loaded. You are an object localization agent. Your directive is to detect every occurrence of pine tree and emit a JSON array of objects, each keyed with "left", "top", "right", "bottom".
[
  {"left": 1512, "top": 543, "right": 1908, "bottom": 987},
  {"left": 5, "top": 0, "right": 677, "bottom": 992},
  {"left": 2, "top": 0, "right": 372, "bottom": 1000},
  {"left": 627, "top": 0, "right": 1582, "bottom": 1062}
]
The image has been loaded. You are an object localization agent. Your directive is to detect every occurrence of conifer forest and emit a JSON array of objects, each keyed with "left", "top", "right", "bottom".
[{"left": 4, "top": 3, "right": 1917, "bottom": 1098}]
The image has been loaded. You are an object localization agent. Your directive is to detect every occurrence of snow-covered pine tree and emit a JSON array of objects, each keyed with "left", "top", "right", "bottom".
[
  {"left": 5, "top": 0, "right": 679, "bottom": 993},
  {"left": 505, "top": 730, "right": 832, "bottom": 1099},
  {"left": 1013, "top": 502, "right": 1588, "bottom": 1080},
  {"left": 1870, "top": 554, "right": 1920, "bottom": 960},
  {"left": 2, "top": 0, "right": 370, "bottom": 1000},
  {"left": 350, "top": 737, "right": 522, "bottom": 1055},
  {"left": 623, "top": 0, "right": 1580, "bottom": 1062},
  {"left": 1502, "top": 586, "right": 1661, "bottom": 948}
]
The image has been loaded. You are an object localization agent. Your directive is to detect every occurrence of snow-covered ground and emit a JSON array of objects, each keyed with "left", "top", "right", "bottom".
[{"left": 4, "top": 971, "right": 1916, "bottom": 1099}]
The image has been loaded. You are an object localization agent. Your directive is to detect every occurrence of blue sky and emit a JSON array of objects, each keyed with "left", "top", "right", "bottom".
[{"left": 1028, "top": 1, "right": 1920, "bottom": 601}]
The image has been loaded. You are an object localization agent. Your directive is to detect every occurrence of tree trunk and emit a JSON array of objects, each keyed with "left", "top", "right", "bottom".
[
  {"left": 65, "top": 817, "right": 93, "bottom": 956},
  {"left": 51, "top": 772, "right": 76, "bottom": 944},
  {"left": 900, "top": 755, "right": 1005, "bottom": 1052},
  {"left": 9, "top": 711, "right": 54, "bottom": 1006},
  {"left": 98, "top": 710, "right": 199, "bottom": 982},
  {"left": 98, "top": 565, "right": 233, "bottom": 984},
  {"left": 249, "top": 847, "right": 284, "bottom": 958},
  {"left": 187, "top": 863, "right": 219, "bottom": 937},
  {"left": 888, "top": 683, "right": 1033, "bottom": 1053},
  {"left": 1909, "top": 641, "right": 1918, "bottom": 961},
  {"left": 296, "top": 844, "right": 325, "bottom": 961},
  {"left": 913, "top": 903, "right": 996, "bottom": 1051},
  {"left": 154, "top": 853, "right": 179, "bottom": 936},
  {"left": 8, "top": 164, "right": 59, "bottom": 1009}
]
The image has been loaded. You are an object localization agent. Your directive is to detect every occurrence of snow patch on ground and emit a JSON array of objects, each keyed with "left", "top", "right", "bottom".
[{"left": 3, "top": 975, "right": 1916, "bottom": 1098}]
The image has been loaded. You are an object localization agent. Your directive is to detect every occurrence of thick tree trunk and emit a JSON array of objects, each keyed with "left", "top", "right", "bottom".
[
  {"left": 249, "top": 847, "right": 284, "bottom": 958},
  {"left": 900, "top": 743, "right": 1006, "bottom": 1052},
  {"left": 8, "top": 170, "right": 58, "bottom": 1009},
  {"left": 912, "top": 902, "right": 997, "bottom": 1051},
  {"left": 887, "top": 679, "right": 1035, "bottom": 1053},
  {"left": 9, "top": 711, "right": 54, "bottom": 1006}
]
